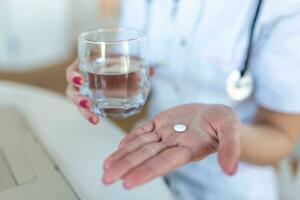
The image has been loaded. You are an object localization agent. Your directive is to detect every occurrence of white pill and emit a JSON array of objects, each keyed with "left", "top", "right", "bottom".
[{"left": 173, "top": 124, "right": 187, "bottom": 133}]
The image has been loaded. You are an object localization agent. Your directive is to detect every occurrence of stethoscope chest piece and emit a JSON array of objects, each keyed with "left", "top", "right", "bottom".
[{"left": 226, "top": 69, "right": 253, "bottom": 101}]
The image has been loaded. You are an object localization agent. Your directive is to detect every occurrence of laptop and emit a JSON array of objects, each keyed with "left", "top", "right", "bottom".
[
  {"left": 0, "top": 106, "right": 172, "bottom": 200},
  {"left": 0, "top": 106, "right": 78, "bottom": 199}
]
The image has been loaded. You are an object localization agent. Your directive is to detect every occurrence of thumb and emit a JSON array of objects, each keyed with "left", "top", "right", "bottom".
[{"left": 217, "top": 122, "right": 241, "bottom": 175}]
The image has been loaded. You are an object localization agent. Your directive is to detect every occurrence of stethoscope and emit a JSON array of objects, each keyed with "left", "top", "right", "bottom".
[{"left": 144, "top": 0, "right": 264, "bottom": 101}]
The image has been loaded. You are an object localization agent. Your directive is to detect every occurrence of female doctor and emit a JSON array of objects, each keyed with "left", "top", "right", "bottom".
[{"left": 66, "top": 0, "right": 300, "bottom": 199}]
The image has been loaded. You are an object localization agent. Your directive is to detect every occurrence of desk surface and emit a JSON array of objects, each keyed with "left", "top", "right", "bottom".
[{"left": 0, "top": 81, "right": 172, "bottom": 200}]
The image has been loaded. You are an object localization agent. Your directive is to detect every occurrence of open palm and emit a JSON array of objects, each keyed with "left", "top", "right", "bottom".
[{"left": 103, "top": 104, "right": 241, "bottom": 189}]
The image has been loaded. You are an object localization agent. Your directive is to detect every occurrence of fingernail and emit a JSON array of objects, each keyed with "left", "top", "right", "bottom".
[
  {"left": 102, "top": 177, "right": 109, "bottom": 185},
  {"left": 124, "top": 181, "right": 132, "bottom": 189},
  {"left": 88, "top": 116, "right": 98, "bottom": 125},
  {"left": 103, "top": 175, "right": 113, "bottom": 185},
  {"left": 72, "top": 76, "right": 82, "bottom": 85},
  {"left": 79, "top": 100, "right": 90, "bottom": 109},
  {"left": 229, "top": 163, "right": 238, "bottom": 176}
]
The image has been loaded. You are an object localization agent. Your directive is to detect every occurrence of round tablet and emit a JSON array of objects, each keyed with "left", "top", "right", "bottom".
[{"left": 173, "top": 124, "right": 187, "bottom": 133}]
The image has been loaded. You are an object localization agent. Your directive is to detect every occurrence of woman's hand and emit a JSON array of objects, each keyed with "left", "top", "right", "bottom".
[
  {"left": 103, "top": 104, "right": 241, "bottom": 189},
  {"left": 65, "top": 61, "right": 155, "bottom": 125},
  {"left": 65, "top": 61, "right": 100, "bottom": 125}
]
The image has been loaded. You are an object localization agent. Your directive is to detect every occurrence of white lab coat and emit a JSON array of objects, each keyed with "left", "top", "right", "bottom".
[{"left": 121, "top": 0, "right": 300, "bottom": 199}]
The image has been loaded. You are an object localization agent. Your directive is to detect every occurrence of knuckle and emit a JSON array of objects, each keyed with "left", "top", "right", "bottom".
[
  {"left": 155, "top": 125, "right": 171, "bottom": 139},
  {"left": 122, "top": 145, "right": 132, "bottom": 154},
  {"left": 139, "top": 135, "right": 149, "bottom": 144},
  {"left": 72, "top": 95, "right": 80, "bottom": 105},
  {"left": 142, "top": 144, "right": 157, "bottom": 156},
  {"left": 122, "top": 156, "right": 133, "bottom": 168},
  {"left": 139, "top": 133, "right": 159, "bottom": 144}
]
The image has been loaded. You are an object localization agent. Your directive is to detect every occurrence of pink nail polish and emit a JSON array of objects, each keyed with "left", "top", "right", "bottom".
[
  {"left": 79, "top": 100, "right": 89, "bottom": 109},
  {"left": 124, "top": 182, "right": 132, "bottom": 189},
  {"left": 103, "top": 174, "right": 114, "bottom": 185},
  {"left": 88, "top": 116, "right": 97, "bottom": 125},
  {"left": 73, "top": 77, "right": 82, "bottom": 85},
  {"left": 103, "top": 177, "right": 109, "bottom": 184}
]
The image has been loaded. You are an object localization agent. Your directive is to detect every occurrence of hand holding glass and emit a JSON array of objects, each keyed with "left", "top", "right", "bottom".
[{"left": 78, "top": 28, "right": 150, "bottom": 119}]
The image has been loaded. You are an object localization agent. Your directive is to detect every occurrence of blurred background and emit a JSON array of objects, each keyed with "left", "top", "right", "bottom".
[
  {"left": 0, "top": 0, "right": 300, "bottom": 199},
  {"left": 0, "top": 0, "right": 145, "bottom": 132},
  {"left": 0, "top": 0, "right": 119, "bottom": 93}
]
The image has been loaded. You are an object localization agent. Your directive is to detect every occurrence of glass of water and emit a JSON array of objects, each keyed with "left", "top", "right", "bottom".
[{"left": 78, "top": 28, "right": 151, "bottom": 119}]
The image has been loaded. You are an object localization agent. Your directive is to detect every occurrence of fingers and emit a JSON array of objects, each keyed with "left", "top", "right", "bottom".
[
  {"left": 123, "top": 146, "right": 193, "bottom": 189},
  {"left": 103, "top": 142, "right": 167, "bottom": 184},
  {"left": 217, "top": 123, "right": 241, "bottom": 175},
  {"left": 104, "top": 131, "right": 159, "bottom": 170},
  {"left": 79, "top": 107, "right": 99, "bottom": 125},
  {"left": 65, "top": 61, "right": 99, "bottom": 125},
  {"left": 66, "top": 61, "right": 84, "bottom": 87},
  {"left": 66, "top": 84, "right": 92, "bottom": 109},
  {"left": 118, "top": 121, "right": 155, "bottom": 148},
  {"left": 66, "top": 84, "right": 99, "bottom": 125}
]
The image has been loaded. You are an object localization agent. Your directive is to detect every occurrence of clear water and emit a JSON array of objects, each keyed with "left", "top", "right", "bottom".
[{"left": 80, "top": 56, "right": 150, "bottom": 118}]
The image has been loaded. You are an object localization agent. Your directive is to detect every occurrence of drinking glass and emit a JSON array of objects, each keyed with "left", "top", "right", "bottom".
[{"left": 78, "top": 28, "right": 151, "bottom": 118}]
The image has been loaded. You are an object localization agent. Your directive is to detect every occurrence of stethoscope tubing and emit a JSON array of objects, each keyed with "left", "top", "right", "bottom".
[{"left": 144, "top": 0, "right": 264, "bottom": 79}]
